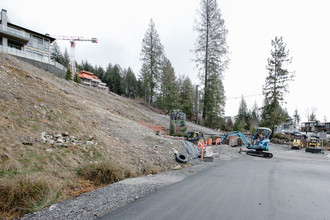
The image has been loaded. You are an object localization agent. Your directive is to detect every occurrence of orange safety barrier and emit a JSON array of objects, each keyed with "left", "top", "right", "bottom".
[
  {"left": 197, "top": 139, "right": 207, "bottom": 160},
  {"left": 208, "top": 138, "right": 212, "bottom": 146},
  {"left": 215, "top": 138, "right": 221, "bottom": 145},
  {"left": 140, "top": 121, "right": 163, "bottom": 134},
  {"left": 197, "top": 139, "right": 206, "bottom": 148}
]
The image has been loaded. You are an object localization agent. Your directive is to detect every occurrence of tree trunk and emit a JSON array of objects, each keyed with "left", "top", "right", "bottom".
[
  {"left": 202, "top": 2, "right": 210, "bottom": 124},
  {"left": 195, "top": 85, "right": 199, "bottom": 124}
]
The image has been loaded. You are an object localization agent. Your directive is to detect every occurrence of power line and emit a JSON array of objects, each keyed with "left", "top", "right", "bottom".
[{"left": 227, "top": 94, "right": 263, "bottom": 100}]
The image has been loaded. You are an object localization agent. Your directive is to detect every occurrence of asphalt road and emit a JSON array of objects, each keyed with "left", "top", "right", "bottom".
[{"left": 99, "top": 152, "right": 330, "bottom": 220}]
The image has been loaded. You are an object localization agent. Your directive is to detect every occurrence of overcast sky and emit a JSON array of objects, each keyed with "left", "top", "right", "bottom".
[{"left": 3, "top": 0, "right": 329, "bottom": 122}]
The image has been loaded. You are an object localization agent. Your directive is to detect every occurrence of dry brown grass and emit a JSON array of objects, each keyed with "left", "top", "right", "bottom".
[
  {"left": 0, "top": 53, "right": 191, "bottom": 218},
  {"left": 142, "top": 164, "right": 162, "bottom": 175},
  {"left": 76, "top": 161, "right": 137, "bottom": 185},
  {"left": 0, "top": 175, "right": 62, "bottom": 219}
]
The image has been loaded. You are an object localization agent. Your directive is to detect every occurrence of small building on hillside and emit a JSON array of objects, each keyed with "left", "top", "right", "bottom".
[
  {"left": 325, "top": 122, "right": 330, "bottom": 134},
  {"left": 280, "top": 118, "right": 295, "bottom": 134},
  {"left": 0, "top": 9, "right": 65, "bottom": 72},
  {"left": 78, "top": 70, "right": 108, "bottom": 91}
]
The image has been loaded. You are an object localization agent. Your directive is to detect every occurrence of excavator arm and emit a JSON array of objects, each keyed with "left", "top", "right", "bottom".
[
  {"left": 219, "top": 128, "right": 273, "bottom": 158},
  {"left": 219, "top": 131, "right": 250, "bottom": 147}
]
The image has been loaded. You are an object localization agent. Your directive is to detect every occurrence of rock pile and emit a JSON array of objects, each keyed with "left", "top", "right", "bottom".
[{"left": 39, "top": 132, "right": 96, "bottom": 148}]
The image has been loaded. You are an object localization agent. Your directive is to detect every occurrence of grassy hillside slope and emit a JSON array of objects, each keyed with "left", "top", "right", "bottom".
[{"left": 0, "top": 53, "right": 216, "bottom": 219}]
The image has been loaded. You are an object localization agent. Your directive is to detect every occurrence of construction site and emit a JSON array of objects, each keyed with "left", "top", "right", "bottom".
[
  {"left": 1, "top": 5, "right": 330, "bottom": 220},
  {"left": 1, "top": 51, "right": 330, "bottom": 219}
]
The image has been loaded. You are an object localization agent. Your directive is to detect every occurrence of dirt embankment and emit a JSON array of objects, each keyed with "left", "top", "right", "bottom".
[{"left": 0, "top": 53, "right": 216, "bottom": 218}]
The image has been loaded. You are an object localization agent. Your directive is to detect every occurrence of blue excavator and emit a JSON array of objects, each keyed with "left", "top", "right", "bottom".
[{"left": 219, "top": 127, "right": 273, "bottom": 158}]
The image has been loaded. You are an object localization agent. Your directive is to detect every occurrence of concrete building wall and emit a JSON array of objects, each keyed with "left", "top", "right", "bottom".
[{"left": 15, "top": 56, "right": 66, "bottom": 78}]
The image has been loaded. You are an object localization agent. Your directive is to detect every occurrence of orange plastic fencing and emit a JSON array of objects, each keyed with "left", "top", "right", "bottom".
[{"left": 140, "top": 121, "right": 163, "bottom": 134}]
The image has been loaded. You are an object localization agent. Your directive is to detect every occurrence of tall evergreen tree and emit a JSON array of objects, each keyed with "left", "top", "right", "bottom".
[
  {"left": 250, "top": 101, "right": 260, "bottom": 129},
  {"left": 94, "top": 66, "right": 105, "bottom": 80},
  {"left": 123, "top": 67, "right": 137, "bottom": 98},
  {"left": 293, "top": 108, "right": 300, "bottom": 129},
  {"left": 234, "top": 95, "right": 249, "bottom": 131},
  {"left": 50, "top": 41, "right": 64, "bottom": 65},
  {"left": 78, "top": 60, "right": 94, "bottom": 73},
  {"left": 139, "top": 64, "right": 150, "bottom": 102},
  {"left": 204, "top": 74, "right": 225, "bottom": 127},
  {"left": 136, "top": 79, "right": 144, "bottom": 98},
  {"left": 156, "top": 59, "right": 179, "bottom": 113},
  {"left": 63, "top": 48, "right": 70, "bottom": 69},
  {"left": 194, "top": 0, "right": 229, "bottom": 126},
  {"left": 109, "top": 64, "right": 123, "bottom": 95},
  {"left": 226, "top": 117, "right": 234, "bottom": 131},
  {"left": 140, "top": 19, "right": 165, "bottom": 104},
  {"left": 263, "top": 36, "right": 295, "bottom": 104},
  {"left": 261, "top": 36, "right": 295, "bottom": 133},
  {"left": 178, "top": 76, "right": 195, "bottom": 120},
  {"left": 103, "top": 63, "right": 112, "bottom": 89}
]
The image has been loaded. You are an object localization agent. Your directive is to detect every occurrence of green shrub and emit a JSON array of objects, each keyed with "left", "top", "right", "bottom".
[
  {"left": 65, "top": 69, "right": 73, "bottom": 80},
  {"left": 272, "top": 133, "right": 289, "bottom": 141},
  {"left": 73, "top": 74, "right": 81, "bottom": 83},
  {"left": 249, "top": 126, "right": 257, "bottom": 135}
]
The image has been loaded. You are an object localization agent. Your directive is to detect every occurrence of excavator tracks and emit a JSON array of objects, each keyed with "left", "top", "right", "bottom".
[
  {"left": 246, "top": 150, "right": 273, "bottom": 158},
  {"left": 239, "top": 148, "right": 273, "bottom": 158}
]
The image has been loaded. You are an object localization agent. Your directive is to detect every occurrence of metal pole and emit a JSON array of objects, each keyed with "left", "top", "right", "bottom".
[{"left": 322, "top": 139, "right": 324, "bottom": 154}]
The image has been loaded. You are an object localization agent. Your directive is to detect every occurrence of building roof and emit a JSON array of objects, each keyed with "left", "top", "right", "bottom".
[
  {"left": 78, "top": 70, "right": 101, "bottom": 82},
  {"left": 0, "top": 9, "right": 56, "bottom": 42},
  {"left": 9, "top": 23, "right": 56, "bottom": 42}
]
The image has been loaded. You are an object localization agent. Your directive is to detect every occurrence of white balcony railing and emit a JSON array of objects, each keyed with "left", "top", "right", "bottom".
[
  {"left": 0, "top": 24, "right": 30, "bottom": 40},
  {"left": 0, "top": 45, "right": 67, "bottom": 72}
]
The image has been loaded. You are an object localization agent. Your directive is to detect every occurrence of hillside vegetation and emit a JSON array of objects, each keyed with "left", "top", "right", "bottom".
[{"left": 0, "top": 53, "right": 214, "bottom": 219}]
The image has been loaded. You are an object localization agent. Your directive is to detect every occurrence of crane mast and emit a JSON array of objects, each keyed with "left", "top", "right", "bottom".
[{"left": 53, "top": 36, "right": 97, "bottom": 75}]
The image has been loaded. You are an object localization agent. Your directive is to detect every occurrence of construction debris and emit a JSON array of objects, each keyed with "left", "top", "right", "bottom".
[{"left": 180, "top": 140, "right": 200, "bottom": 159}]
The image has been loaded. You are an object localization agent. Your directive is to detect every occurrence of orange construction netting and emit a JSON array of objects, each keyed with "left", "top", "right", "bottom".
[{"left": 140, "top": 121, "right": 163, "bottom": 134}]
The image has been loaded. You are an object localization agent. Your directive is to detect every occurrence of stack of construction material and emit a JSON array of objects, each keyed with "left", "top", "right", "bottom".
[{"left": 227, "top": 136, "right": 243, "bottom": 147}]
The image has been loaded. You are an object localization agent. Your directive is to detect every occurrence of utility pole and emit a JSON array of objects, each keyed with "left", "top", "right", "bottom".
[{"left": 195, "top": 85, "right": 199, "bottom": 124}]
